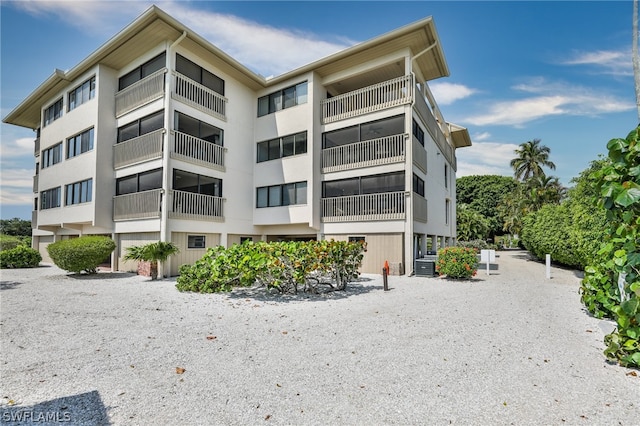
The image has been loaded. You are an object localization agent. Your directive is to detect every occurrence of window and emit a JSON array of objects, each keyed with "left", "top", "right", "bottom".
[
  {"left": 116, "top": 168, "right": 162, "bottom": 195},
  {"left": 258, "top": 82, "right": 307, "bottom": 116},
  {"left": 413, "top": 174, "right": 425, "bottom": 197},
  {"left": 444, "top": 164, "right": 449, "bottom": 189},
  {"left": 322, "top": 172, "right": 405, "bottom": 197},
  {"left": 67, "top": 128, "right": 94, "bottom": 159},
  {"left": 188, "top": 235, "right": 206, "bottom": 249},
  {"left": 173, "top": 169, "right": 222, "bottom": 197},
  {"left": 34, "top": 198, "right": 38, "bottom": 211},
  {"left": 256, "top": 181, "right": 307, "bottom": 208},
  {"left": 65, "top": 178, "right": 93, "bottom": 205},
  {"left": 257, "top": 131, "right": 307, "bottom": 162},
  {"left": 118, "top": 52, "right": 166, "bottom": 91},
  {"left": 176, "top": 54, "right": 224, "bottom": 95},
  {"left": 40, "top": 187, "right": 61, "bottom": 210},
  {"left": 175, "top": 112, "right": 222, "bottom": 145},
  {"left": 322, "top": 115, "right": 404, "bottom": 148},
  {"left": 117, "top": 110, "right": 164, "bottom": 143},
  {"left": 348, "top": 236, "right": 366, "bottom": 243},
  {"left": 43, "top": 98, "right": 63, "bottom": 127},
  {"left": 412, "top": 119, "right": 425, "bottom": 146},
  {"left": 445, "top": 199, "right": 451, "bottom": 225},
  {"left": 240, "top": 237, "right": 253, "bottom": 244},
  {"left": 41, "top": 143, "right": 62, "bottom": 169},
  {"left": 68, "top": 76, "right": 96, "bottom": 111}
]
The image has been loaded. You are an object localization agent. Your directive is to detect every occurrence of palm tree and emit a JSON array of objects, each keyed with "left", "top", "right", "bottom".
[
  {"left": 124, "top": 241, "right": 180, "bottom": 280},
  {"left": 527, "top": 175, "right": 566, "bottom": 210},
  {"left": 510, "top": 139, "right": 556, "bottom": 181}
]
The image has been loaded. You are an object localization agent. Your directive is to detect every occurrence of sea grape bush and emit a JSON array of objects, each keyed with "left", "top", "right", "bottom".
[
  {"left": 582, "top": 126, "right": 640, "bottom": 368},
  {"left": 436, "top": 246, "right": 478, "bottom": 279},
  {"left": 176, "top": 240, "right": 366, "bottom": 294},
  {"left": 47, "top": 236, "right": 116, "bottom": 274}
]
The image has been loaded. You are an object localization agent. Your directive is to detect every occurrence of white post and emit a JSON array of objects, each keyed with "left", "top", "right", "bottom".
[{"left": 545, "top": 254, "right": 551, "bottom": 279}]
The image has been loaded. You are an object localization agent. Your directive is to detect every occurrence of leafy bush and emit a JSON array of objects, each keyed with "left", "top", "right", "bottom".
[
  {"left": 124, "top": 241, "right": 179, "bottom": 280},
  {"left": 0, "top": 246, "right": 41, "bottom": 268},
  {"left": 436, "top": 246, "right": 478, "bottom": 279},
  {"left": 47, "top": 236, "right": 116, "bottom": 274},
  {"left": 0, "top": 234, "right": 25, "bottom": 251},
  {"left": 176, "top": 240, "right": 366, "bottom": 294}
]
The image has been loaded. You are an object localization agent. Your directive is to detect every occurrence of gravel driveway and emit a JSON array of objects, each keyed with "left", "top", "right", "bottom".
[{"left": 1, "top": 250, "right": 638, "bottom": 425}]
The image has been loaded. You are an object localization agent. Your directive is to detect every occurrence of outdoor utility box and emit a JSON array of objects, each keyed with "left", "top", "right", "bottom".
[{"left": 415, "top": 257, "right": 437, "bottom": 277}]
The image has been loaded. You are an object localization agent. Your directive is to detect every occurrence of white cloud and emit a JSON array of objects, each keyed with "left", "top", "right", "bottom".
[
  {"left": 0, "top": 168, "right": 34, "bottom": 206},
  {"left": 464, "top": 78, "right": 635, "bottom": 127},
  {"left": 11, "top": 0, "right": 355, "bottom": 78},
  {"left": 472, "top": 132, "right": 492, "bottom": 142},
  {"left": 430, "top": 82, "right": 476, "bottom": 105},
  {"left": 0, "top": 137, "right": 34, "bottom": 159},
  {"left": 561, "top": 49, "right": 632, "bottom": 77},
  {"left": 455, "top": 142, "right": 518, "bottom": 177}
]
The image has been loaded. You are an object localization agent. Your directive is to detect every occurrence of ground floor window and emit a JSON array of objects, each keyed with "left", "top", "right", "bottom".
[{"left": 187, "top": 235, "right": 206, "bottom": 249}]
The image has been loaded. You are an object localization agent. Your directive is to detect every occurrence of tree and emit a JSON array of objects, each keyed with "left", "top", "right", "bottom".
[
  {"left": 0, "top": 218, "right": 32, "bottom": 236},
  {"left": 124, "top": 241, "right": 180, "bottom": 280},
  {"left": 456, "top": 175, "right": 518, "bottom": 237},
  {"left": 510, "top": 139, "right": 556, "bottom": 181},
  {"left": 633, "top": 0, "right": 639, "bottom": 121},
  {"left": 456, "top": 204, "right": 490, "bottom": 241},
  {"left": 526, "top": 174, "right": 566, "bottom": 210}
]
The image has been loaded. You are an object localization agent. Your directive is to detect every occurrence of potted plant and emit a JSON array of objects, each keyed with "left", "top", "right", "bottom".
[{"left": 124, "top": 241, "right": 180, "bottom": 280}]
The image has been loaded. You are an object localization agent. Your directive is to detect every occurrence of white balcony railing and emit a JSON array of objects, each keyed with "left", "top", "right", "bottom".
[
  {"left": 115, "top": 68, "right": 166, "bottom": 117},
  {"left": 33, "top": 174, "right": 39, "bottom": 193},
  {"left": 32, "top": 210, "right": 37, "bottom": 228},
  {"left": 171, "top": 131, "right": 225, "bottom": 171},
  {"left": 168, "top": 190, "right": 224, "bottom": 221},
  {"left": 322, "top": 134, "right": 407, "bottom": 173},
  {"left": 413, "top": 195, "right": 428, "bottom": 223},
  {"left": 321, "top": 75, "right": 414, "bottom": 124},
  {"left": 34, "top": 138, "right": 40, "bottom": 157},
  {"left": 173, "top": 72, "right": 227, "bottom": 121},
  {"left": 113, "top": 189, "right": 162, "bottom": 221},
  {"left": 113, "top": 129, "right": 164, "bottom": 169},
  {"left": 414, "top": 84, "right": 456, "bottom": 170},
  {"left": 321, "top": 191, "right": 406, "bottom": 222}
]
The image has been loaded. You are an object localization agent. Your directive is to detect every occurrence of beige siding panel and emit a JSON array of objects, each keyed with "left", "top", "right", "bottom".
[
  {"left": 227, "top": 234, "right": 260, "bottom": 247},
  {"left": 170, "top": 232, "right": 220, "bottom": 276},
  {"left": 118, "top": 232, "right": 160, "bottom": 273},
  {"left": 38, "top": 235, "right": 55, "bottom": 263},
  {"left": 324, "top": 233, "right": 403, "bottom": 275}
]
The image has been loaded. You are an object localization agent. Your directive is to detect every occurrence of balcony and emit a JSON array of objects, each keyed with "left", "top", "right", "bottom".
[
  {"left": 321, "top": 75, "right": 413, "bottom": 124},
  {"left": 32, "top": 210, "right": 37, "bottom": 228},
  {"left": 34, "top": 138, "right": 40, "bottom": 157},
  {"left": 413, "top": 195, "right": 428, "bottom": 223},
  {"left": 33, "top": 174, "right": 38, "bottom": 193},
  {"left": 115, "top": 68, "right": 166, "bottom": 117},
  {"left": 113, "top": 129, "right": 164, "bottom": 169},
  {"left": 414, "top": 85, "right": 456, "bottom": 170},
  {"left": 113, "top": 189, "right": 162, "bottom": 221},
  {"left": 322, "top": 134, "right": 406, "bottom": 173},
  {"left": 171, "top": 131, "right": 225, "bottom": 171},
  {"left": 168, "top": 190, "right": 224, "bottom": 221},
  {"left": 173, "top": 72, "right": 227, "bottom": 121},
  {"left": 321, "top": 191, "right": 406, "bottom": 222}
]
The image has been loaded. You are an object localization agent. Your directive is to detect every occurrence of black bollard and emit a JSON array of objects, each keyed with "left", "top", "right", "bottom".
[{"left": 382, "top": 266, "right": 389, "bottom": 291}]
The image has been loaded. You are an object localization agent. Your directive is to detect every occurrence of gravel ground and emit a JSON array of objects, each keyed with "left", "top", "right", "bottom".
[{"left": 0, "top": 250, "right": 638, "bottom": 425}]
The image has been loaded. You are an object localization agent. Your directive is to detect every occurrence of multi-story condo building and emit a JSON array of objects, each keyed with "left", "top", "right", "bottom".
[{"left": 3, "top": 6, "right": 471, "bottom": 276}]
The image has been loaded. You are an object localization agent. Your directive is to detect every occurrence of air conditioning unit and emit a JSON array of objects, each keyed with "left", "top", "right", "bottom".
[{"left": 415, "top": 258, "right": 437, "bottom": 277}]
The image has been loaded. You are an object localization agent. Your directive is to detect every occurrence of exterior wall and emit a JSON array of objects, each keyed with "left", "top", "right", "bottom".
[
  {"left": 36, "top": 235, "right": 55, "bottom": 263},
  {"left": 324, "top": 233, "right": 404, "bottom": 275},
  {"left": 117, "top": 232, "right": 160, "bottom": 273},
  {"left": 170, "top": 232, "right": 221, "bottom": 276},
  {"left": 227, "top": 234, "right": 260, "bottom": 246}
]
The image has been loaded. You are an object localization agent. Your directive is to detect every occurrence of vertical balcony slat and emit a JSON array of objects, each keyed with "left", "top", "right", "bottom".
[
  {"left": 321, "top": 134, "right": 407, "bottom": 173},
  {"left": 173, "top": 72, "right": 227, "bottom": 121}
]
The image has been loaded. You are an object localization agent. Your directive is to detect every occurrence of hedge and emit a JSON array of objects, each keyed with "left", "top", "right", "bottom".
[{"left": 47, "top": 236, "right": 116, "bottom": 274}]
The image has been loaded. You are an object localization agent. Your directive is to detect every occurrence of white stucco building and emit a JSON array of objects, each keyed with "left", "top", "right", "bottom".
[{"left": 3, "top": 6, "right": 471, "bottom": 276}]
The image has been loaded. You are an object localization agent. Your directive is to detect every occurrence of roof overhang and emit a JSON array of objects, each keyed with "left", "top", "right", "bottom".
[{"left": 448, "top": 123, "right": 472, "bottom": 148}]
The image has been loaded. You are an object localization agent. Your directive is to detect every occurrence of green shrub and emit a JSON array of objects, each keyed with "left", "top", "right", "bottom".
[
  {"left": 47, "top": 236, "right": 116, "bottom": 274},
  {"left": 0, "top": 246, "right": 42, "bottom": 268},
  {"left": 436, "top": 246, "right": 478, "bottom": 279},
  {"left": 176, "top": 240, "right": 366, "bottom": 294},
  {"left": 0, "top": 234, "right": 25, "bottom": 251}
]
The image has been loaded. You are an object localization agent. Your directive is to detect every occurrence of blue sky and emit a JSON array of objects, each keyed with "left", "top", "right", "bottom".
[{"left": 1, "top": 1, "right": 637, "bottom": 220}]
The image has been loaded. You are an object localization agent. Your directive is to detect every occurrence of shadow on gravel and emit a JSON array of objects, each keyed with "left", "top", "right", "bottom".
[
  {"left": 0, "top": 390, "right": 109, "bottom": 425},
  {"left": 0, "top": 281, "right": 22, "bottom": 290},
  {"left": 65, "top": 272, "right": 137, "bottom": 280},
  {"left": 227, "top": 278, "right": 382, "bottom": 303}
]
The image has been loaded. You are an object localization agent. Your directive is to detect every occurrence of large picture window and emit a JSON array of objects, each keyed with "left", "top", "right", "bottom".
[
  {"left": 412, "top": 118, "right": 425, "bottom": 146},
  {"left": 175, "top": 112, "right": 222, "bottom": 145},
  {"left": 117, "top": 110, "right": 164, "bottom": 143},
  {"left": 256, "top": 181, "right": 307, "bottom": 208},
  {"left": 65, "top": 178, "right": 93, "bottom": 205},
  {"left": 173, "top": 169, "right": 222, "bottom": 197},
  {"left": 118, "top": 52, "right": 166, "bottom": 91},
  {"left": 322, "top": 115, "right": 404, "bottom": 149},
  {"left": 43, "top": 98, "right": 63, "bottom": 127},
  {"left": 40, "top": 187, "right": 61, "bottom": 210},
  {"left": 257, "top": 131, "right": 307, "bottom": 162},
  {"left": 322, "top": 172, "right": 405, "bottom": 198},
  {"left": 413, "top": 174, "right": 425, "bottom": 197},
  {"left": 67, "top": 128, "right": 94, "bottom": 159},
  {"left": 176, "top": 54, "right": 225, "bottom": 95},
  {"left": 68, "top": 76, "right": 96, "bottom": 111},
  {"left": 258, "top": 82, "right": 307, "bottom": 117},
  {"left": 42, "top": 143, "right": 62, "bottom": 169},
  {"left": 116, "top": 168, "right": 162, "bottom": 195}
]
